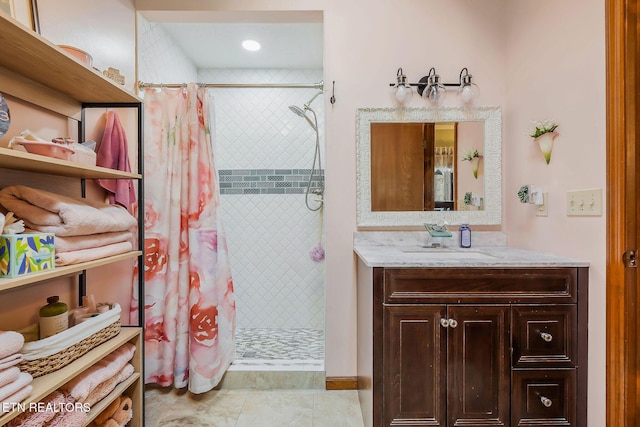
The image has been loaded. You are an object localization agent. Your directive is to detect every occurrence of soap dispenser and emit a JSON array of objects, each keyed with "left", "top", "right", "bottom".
[{"left": 459, "top": 224, "right": 471, "bottom": 248}]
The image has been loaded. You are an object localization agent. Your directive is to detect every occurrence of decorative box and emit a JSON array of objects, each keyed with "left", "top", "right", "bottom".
[{"left": 0, "top": 233, "right": 55, "bottom": 278}]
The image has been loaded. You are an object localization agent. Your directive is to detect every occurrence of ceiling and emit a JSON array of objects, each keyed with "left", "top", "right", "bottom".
[{"left": 158, "top": 22, "right": 324, "bottom": 69}]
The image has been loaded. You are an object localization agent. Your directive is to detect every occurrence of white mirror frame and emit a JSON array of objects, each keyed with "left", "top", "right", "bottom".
[{"left": 356, "top": 106, "right": 502, "bottom": 227}]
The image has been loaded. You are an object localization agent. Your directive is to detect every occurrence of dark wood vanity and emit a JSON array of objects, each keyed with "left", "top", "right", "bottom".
[{"left": 356, "top": 263, "right": 588, "bottom": 427}]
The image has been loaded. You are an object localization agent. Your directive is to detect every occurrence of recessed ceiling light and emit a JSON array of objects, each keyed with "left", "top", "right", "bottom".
[{"left": 242, "top": 40, "right": 261, "bottom": 52}]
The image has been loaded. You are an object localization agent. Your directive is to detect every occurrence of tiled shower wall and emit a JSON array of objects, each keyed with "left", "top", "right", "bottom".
[
  {"left": 199, "top": 68, "right": 325, "bottom": 330},
  {"left": 138, "top": 20, "right": 325, "bottom": 331}
]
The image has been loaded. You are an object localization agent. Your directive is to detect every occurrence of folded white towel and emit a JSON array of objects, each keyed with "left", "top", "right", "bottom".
[
  {"left": 0, "top": 372, "right": 32, "bottom": 402},
  {"left": 0, "top": 367, "right": 20, "bottom": 389},
  {"left": 2, "top": 384, "right": 32, "bottom": 405},
  {"left": 0, "top": 331, "right": 24, "bottom": 359},
  {"left": 0, "top": 353, "right": 23, "bottom": 370}
]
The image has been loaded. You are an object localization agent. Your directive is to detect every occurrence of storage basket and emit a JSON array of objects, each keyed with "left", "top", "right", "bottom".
[{"left": 18, "top": 304, "right": 121, "bottom": 378}]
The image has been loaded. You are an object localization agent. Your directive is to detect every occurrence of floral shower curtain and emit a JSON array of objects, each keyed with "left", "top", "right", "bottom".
[{"left": 134, "top": 83, "right": 236, "bottom": 394}]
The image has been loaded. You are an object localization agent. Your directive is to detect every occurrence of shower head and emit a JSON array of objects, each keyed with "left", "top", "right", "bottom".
[
  {"left": 289, "top": 104, "right": 317, "bottom": 131},
  {"left": 289, "top": 105, "right": 306, "bottom": 117}
]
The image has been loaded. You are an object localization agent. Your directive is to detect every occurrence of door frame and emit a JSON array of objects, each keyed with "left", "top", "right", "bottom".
[{"left": 606, "top": 0, "right": 638, "bottom": 424}]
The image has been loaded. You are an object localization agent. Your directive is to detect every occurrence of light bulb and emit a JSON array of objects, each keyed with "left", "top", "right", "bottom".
[
  {"left": 395, "top": 85, "right": 411, "bottom": 104},
  {"left": 457, "top": 69, "right": 479, "bottom": 105},
  {"left": 425, "top": 83, "right": 446, "bottom": 105},
  {"left": 391, "top": 68, "right": 413, "bottom": 107},
  {"left": 421, "top": 69, "right": 446, "bottom": 105}
]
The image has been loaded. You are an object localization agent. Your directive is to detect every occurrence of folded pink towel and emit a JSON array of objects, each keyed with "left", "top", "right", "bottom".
[
  {"left": 0, "top": 367, "right": 20, "bottom": 389},
  {"left": 3, "top": 384, "right": 32, "bottom": 405},
  {"left": 0, "top": 372, "right": 32, "bottom": 402},
  {"left": 0, "top": 185, "right": 137, "bottom": 237},
  {"left": 0, "top": 331, "right": 24, "bottom": 359},
  {"left": 6, "top": 391, "right": 64, "bottom": 427},
  {"left": 85, "top": 363, "right": 135, "bottom": 406},
  {"left": 43, "top": 394, "right": 87, "bottom": 427},
  {"left": 0, "top": 353, "right": 23, "bottom": 370},
  {"left": 61, "top": 343, "right": 135, "bottom": 402},
  {"left": 53, "top": 231, "right": 133, "bottom": 253},
  {"left": 96, "top": 111, "right": 137, "bottom": 213},
  {"left": 55, "top": 241, "right": 133, "bottom": 266}
]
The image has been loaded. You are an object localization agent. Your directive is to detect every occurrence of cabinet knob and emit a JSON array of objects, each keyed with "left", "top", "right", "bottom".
[
  {"left": 448, "top": 319, "right": 458, "bottom": 328},
  {"left": 440, "top": 318, "right": 449, "bottom": 327},
  {"left": 540, "top": 332, "right": 553, "bottom": 342},
  {"left": 540, "top": 396, "right": 553, "bottom": 408}
]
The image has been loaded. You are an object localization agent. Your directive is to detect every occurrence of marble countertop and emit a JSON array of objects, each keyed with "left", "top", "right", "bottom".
[{"left": 353, "top": 232, "right": 589, "bottom": 268}]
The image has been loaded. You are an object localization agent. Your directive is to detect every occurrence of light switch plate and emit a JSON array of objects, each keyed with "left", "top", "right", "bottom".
[
  {"left": 567, "top": 188, "right": 602, "bottom": 216},
  {"left": 536, "top": 192, "right": 548, "bottom": 217}
]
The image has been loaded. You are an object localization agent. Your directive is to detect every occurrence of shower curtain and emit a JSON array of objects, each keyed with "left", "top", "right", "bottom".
[{"left": 134, "top": 83, "right": 236, "bottom": 393}]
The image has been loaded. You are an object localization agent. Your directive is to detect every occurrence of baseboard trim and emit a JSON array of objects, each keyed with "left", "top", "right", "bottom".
[{"left": 325, "top": 376, "right": 358, "bottom": 390}]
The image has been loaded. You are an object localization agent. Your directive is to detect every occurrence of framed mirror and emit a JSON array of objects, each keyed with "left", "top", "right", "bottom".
[{"left": 356, "top": 106, "right": 502, "bottom": 226}]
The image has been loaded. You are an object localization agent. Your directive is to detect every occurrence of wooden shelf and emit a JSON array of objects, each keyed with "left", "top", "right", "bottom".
[
  {"left": 0, "top": 14, "right": 141, "bottom": 104},
  {"left": 0, "top": 251, "right": 142, "bottom": 293},
  {"left": 0, "top": 148, "right": 142, "bottom": 179},
  {"left": 0, "top": 327, "right": 141, "bottom": 426}
]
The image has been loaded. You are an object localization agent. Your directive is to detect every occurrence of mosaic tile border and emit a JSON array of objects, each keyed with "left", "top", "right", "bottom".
[{"left": 219, "top": 169, "right": 324, "bottom": 195}]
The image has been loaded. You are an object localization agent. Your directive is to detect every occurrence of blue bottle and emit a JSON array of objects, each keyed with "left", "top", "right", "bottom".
[{"left": 460, "top": 224, "right": 471, "bottom": 248}]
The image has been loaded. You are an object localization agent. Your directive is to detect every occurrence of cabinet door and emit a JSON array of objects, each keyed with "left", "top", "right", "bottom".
[
  {"left": 384, "top": 305, "right": 446, "bottom": 427},
  {"left": 447, "top": 305, "right": 510, "bottom": 426}
]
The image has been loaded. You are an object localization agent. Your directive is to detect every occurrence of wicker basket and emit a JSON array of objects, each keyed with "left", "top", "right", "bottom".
[
  {"left": 18, "top": 304, "right": 122, "bottom": 378},
  {"left": 19, "top": 320, "right": 120, "bottom": 378}
]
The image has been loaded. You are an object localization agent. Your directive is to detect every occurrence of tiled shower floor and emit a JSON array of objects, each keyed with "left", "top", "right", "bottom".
[{"left": 231, "top": 328, "right": 324, "bottom": 371}]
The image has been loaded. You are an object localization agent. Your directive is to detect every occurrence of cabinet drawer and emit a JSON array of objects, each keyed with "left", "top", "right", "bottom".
[
  {"left": 512, "top": 305, "right": 577, "bottom": 367},
  {"left": 384, "top": 268, "right": 577, "bottom": 304},
  {"left": 512, "top": 369, "right": 576, "bottom": 426}
]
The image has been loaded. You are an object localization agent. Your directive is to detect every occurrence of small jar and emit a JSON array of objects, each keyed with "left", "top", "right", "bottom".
[
  {"left": 39, "top": 296, "right": 69, "bottom": 339},
  {"left": 459, "top": 224, "right": 471, "bottom": 248}
]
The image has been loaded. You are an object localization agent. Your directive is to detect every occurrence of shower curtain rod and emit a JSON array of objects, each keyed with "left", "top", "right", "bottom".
[{"left": 137, "top": 80, "right": 324, "bottom": 90}]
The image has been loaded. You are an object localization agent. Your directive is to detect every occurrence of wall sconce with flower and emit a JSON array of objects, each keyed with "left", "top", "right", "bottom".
[
  {"left": 389, "top": 67, "right": 479, "bottom": 107},
  {"left": 461, "top": 149, "right": 482, "bottom": 178},
  {"left": 530, "top": 120, "right": 559, "bottom": 164}
]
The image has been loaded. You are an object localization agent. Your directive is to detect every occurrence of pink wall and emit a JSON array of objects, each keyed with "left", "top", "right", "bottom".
[{"left": 504, "top": 1, "right": 606, "bottom": 425}]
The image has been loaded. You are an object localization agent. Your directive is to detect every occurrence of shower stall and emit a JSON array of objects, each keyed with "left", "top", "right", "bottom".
[
  {"left": 204, "top": 68, "right": 326, "bottom": 371},
  {"left": 137, "top": 19, "right": 326, "bottom": 378}
]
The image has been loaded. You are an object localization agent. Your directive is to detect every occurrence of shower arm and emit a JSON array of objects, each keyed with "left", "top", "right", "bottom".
[{"left": 304, "top": 91, "right": 324, "bottom": 109}]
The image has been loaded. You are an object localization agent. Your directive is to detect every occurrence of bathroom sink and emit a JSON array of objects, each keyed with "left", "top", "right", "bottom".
[{"left": 401, "top": 249, "right": 497, "bottom": 260}]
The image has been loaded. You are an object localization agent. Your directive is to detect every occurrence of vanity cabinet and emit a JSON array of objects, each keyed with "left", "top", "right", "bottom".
[{"left": 357, "top": 264, "right": 588, "bottom": 427}]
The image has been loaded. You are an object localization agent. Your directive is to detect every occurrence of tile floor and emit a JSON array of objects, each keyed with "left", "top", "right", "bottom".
[
  {"left": 145, "top": 387, "right": 365, "bottom": 427},
  {"left": 235, "top": 328, "right": 324, "bottom": 360}
]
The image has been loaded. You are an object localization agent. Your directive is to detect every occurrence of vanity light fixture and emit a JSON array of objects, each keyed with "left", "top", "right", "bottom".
[
  {"left": 389, "top": 67, "right": 479, "bottom": 106},
  {"left": 391, "top": 68, "right": 413, "bottom": 107}
]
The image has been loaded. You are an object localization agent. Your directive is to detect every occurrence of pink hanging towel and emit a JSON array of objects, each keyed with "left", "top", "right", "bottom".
[{"left": 96, "top": 111, "right": 137, "bottom": 213}]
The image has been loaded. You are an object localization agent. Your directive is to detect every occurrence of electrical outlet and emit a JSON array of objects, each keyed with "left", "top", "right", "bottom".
[
  {"left": 567, "top": 188, "right": 602, "bottom": 216},
  {"left": 536, "top": 192, "right": 548, "bottom": 217}
]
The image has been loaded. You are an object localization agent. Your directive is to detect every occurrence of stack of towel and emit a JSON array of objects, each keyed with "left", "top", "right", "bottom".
[
  {"left": 0, "top": 331, "right": 32, "bottom": 406},
  {"left": 6, "top": 343, "right": 136, "bottom": 427},
  {"left": 6, "top": 391, "right": 87, "bottom": 427},
  {"left": 0, "top": 185, "right": 137, "bottom": 266},
  {"left": 60, "top": 343, "right": 135, "bottom": 403}
]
